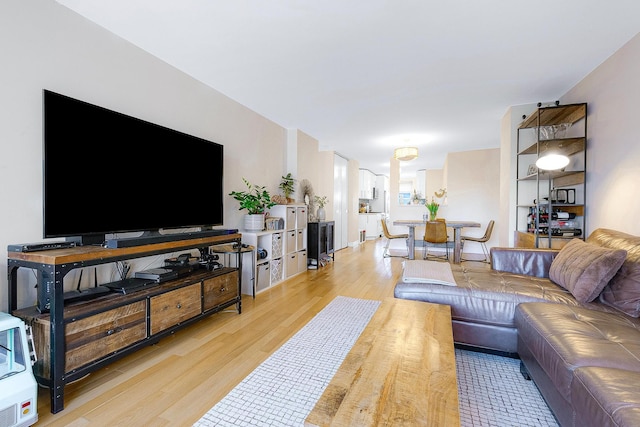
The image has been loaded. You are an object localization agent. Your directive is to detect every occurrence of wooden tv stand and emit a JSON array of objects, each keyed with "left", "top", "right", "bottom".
[{"left": 7, "top": 233, "right": 242, "bottom": 414}]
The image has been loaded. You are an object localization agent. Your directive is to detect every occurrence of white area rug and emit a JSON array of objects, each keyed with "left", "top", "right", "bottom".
[
  {"left": 194, "top": 296, "right": 381, "bottom": 427},
  {"left": 194, "top": 296, "right": 558, "bottom": 427},
  {"left": 456, "top": 349, "right": 558, "bottom": 427}
]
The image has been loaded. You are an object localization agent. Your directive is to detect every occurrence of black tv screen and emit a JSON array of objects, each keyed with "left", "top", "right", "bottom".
[{"left": 43, "top": 89, "right": 224, "bottom": 243}]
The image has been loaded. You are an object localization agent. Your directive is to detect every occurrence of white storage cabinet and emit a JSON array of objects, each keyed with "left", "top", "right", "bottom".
[{"left": 242, "top": 204, "right": 308, "bottom": 295}]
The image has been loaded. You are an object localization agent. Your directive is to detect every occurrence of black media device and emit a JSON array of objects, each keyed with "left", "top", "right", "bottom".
[
  {"left": 165, "top": 253, "right": 199, "bottom": 267},
  {"left": 134, "top": 268, "right": 179, "bottom": 282},
  {"left": 63, "top": 286, "right": 111, "bottom": 303},
  {"left": 103, "top": 278, "right": 158, "bottom": 295},
  {"left": 8, "top": 241, "right": 77, "bottom": 252},
  {"left": 43, "top": 89, "right": 224, "bottom": 245},
  {"left": 103, "top": 229, "right": 232, "bottom": 248}
]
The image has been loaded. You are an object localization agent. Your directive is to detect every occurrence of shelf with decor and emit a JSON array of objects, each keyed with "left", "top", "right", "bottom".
[
  {"left": 241, "top": 204, "right": 307, "bottom": 295},
  {"left": 515, "top": 102, "right": 587, "bottom": 249},
  {"left": 240, "top": 230, "right": 283, "bottom": 294}
]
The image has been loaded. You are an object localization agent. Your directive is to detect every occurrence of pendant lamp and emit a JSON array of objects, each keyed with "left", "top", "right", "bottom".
[
  {"left": 536, "top": 153, "right": 570, "bottom": 171},
  {"left": 394, "top": 147, "right": 418, "bottom": 161}
]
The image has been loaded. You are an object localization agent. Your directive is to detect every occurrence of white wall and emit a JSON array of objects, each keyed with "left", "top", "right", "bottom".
[
  {"left": 501, "top": 103, "right": 537, "bottom": 246},
  {"left": 441, "top": 149, "right": 500, "bottom": 251},
  {"left": 425, "top": 169, "right": 444, "bottom": 202},
  {"left": 0, "top": 0, "right": 329, "bottom": 310},
  {"left": 560, "top": 33, "right": 640, "bottom": 236},
  {"left": 292, "top": 129, "right": 336, "bottom": 222}
]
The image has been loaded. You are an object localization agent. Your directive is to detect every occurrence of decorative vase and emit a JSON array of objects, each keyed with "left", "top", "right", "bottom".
[
  {"left": 317, "top": 207, "right": 326, "bottom": 221},
  {"left": 244, "top": 213, "right": 265, "bottom": 231},
  {"left": 429, "top": 211, "right": 437, "bottom": 221}
]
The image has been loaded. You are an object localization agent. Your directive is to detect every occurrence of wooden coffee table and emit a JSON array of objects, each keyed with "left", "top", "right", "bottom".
[{"left": 305, "top": 297, "right": 460, "bottom": 426}]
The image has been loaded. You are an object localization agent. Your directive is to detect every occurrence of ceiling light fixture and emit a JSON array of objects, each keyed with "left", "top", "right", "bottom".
[
  {"left": 394, "top": 147, "right": 418, "bottom": 161},
  {"left": 535, "top": 153, "right": 570, "bottom": 170}
]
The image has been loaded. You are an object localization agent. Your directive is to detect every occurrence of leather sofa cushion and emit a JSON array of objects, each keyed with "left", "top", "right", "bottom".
[
  {"left": 589, "top": 229, "right": 640, "bottom": 317},
  {"left": 491, "top": 247, "right": 558, "bottom": 279},
  {"left": 572, "top": 367, "right": 640, "bottom": 427},
  {"left": 515, "top": 303, "right": 640, "bottom": 406},
  {"left": 549, "top": 238, "right": 627, "bottom": 303},
  {"left": 395, "top": 264, "right": 617, "bottom": 328}
]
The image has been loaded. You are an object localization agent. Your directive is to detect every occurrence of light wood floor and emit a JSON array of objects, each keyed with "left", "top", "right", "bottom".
[{"left": 34, "top": 239, "right": 483, "bottom": 426}]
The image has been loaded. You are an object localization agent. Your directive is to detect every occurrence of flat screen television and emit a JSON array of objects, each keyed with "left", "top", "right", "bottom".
[{"left": 43, "top": 89, "right": 224, "bottom": 245}]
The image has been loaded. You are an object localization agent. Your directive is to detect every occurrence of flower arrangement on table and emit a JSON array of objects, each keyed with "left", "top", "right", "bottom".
[{"left": 425, "top": 197, "right": 439, "bottom": 221}]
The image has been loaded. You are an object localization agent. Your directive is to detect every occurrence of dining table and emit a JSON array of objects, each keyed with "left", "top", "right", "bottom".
[{"left": 393, "top": 219, "right": 481, "bottom": 263}]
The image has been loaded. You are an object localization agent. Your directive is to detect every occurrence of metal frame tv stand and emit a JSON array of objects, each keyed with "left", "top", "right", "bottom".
[{"left": 7, "top": 232, "right": 242, "bottom": 414}]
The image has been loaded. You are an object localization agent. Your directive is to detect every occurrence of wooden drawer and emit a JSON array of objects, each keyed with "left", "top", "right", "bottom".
[
  {"left": 150, "top": 283, "right": 202, "bottom": 335},
  {"left": 28, "top": 300, "right": 147, "bottom": 378},
  {"left": 66, "top": 301, "right": 147, "bottom": 373},
  {"left": 203, "top": 270, "right": 238, "bottom": 311}
]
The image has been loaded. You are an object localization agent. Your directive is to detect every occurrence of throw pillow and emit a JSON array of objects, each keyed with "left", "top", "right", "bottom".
[
  {"left": 588, "top": 228, "right": 640, "bottom": 317},
  {"left": 599, "top": 259, "right": 640, "bottom": 317},
  {"left": 549, "top": 239, "right": 627, "bottom": 303}
]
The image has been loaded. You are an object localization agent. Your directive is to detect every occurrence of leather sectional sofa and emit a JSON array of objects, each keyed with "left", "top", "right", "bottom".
[{"left": 394, "top": 228, "right": 640, "bottom": 427}]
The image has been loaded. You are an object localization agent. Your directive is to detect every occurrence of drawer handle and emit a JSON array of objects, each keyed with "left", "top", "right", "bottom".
[
  {"left": 106, "top": 327, "right": 123, "bottom": 336},
  {"left": 219, "top": 286, "right": 227, "bottom": 293},
  {"left": 176, "top": 303, "right": 182, "bottom": 309}
]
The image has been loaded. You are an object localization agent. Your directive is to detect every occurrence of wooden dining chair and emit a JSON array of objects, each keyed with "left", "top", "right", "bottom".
[
  {"left": 461, "top": 220, "right": 495, "bottom": 263},
  {"left": 381, "top": 219, "right": 408, "bottom": 258},
  {"left": 423, "top": 220, "right": 450, "bottom": 261},
  {"left": 435, "top": 218, "right": 452, "bottom": 241}
]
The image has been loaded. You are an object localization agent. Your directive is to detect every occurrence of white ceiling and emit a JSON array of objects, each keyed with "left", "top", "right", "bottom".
[{"left": 56, "top": 0, "right": 640, "bottom": 177}]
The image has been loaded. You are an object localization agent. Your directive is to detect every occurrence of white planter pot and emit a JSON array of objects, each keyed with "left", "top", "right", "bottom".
[
  {"left": 317, "top": 207, "right": 326, "bottom": 221},
  {"left": 244, "top": 213, "right": 265, "bottom": 231}
]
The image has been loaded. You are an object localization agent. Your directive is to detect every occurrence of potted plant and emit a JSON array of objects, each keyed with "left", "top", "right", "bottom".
[
  {"left": 314, "top": 195, "right": 328, "bottom": 221},
  {"left": 279, "top": 173, "right": 296, "bottom": 203},
  {"left": 229, "top": 178, "right": 276, "bottom": 231}
]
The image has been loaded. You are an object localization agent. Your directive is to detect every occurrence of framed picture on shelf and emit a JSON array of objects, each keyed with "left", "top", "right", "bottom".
[{"left": 527, "top": 164, "right": 537, "bottom": 176}]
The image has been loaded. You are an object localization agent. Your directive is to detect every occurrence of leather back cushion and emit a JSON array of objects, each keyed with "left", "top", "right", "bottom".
[
  {"left": 549, "top": 238, "right": 627, "bottom": 303},
  {"left": 588, "top": 228, "right": 640, "bottom": 317}
]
